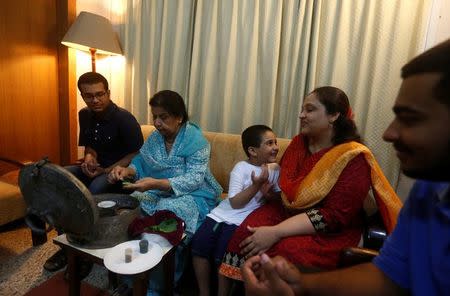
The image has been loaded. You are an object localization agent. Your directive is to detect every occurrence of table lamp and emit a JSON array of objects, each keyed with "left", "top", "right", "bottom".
[{"left": 61, "top": 11, "right": 122, "bottom": 72}]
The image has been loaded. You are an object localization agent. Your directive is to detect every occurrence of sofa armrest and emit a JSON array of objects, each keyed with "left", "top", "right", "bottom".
[
  {"left": 364, "top": 226, "right": 387, "bottom": 250},
  {"left": 0, "top": 157, "right": 32, "bottom": 185},
  {"left": 338, "top": 212, "right": 385, "bottom": 268},
  {"left": 338, "top": 247, "right": 379, "bottom": 268},
  {"left": 363, "top": 212, "right": 387, "bottom": 250},
  {"left": 0, "top": 157, "right": 32, "bottom": 167},
  {"left": 0, "top": 157, "right": 48, "bottom": 245}
]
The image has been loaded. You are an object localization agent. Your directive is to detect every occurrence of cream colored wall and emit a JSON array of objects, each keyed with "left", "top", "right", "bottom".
[{"left": 425, "top": 0, "right": 450, "bottom": 48}]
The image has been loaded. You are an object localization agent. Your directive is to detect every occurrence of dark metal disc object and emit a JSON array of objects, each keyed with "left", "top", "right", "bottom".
[
  {"left": 69, "top": 194, "right": 140, "bottom": 248},
  {"left": 19, "top": 159, "right": 141, "bottom": 248},
  {"left": 19, "top": 160, "right": 98, "bottom": 236}
]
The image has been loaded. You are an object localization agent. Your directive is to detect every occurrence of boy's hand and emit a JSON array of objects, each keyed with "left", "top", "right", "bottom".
[
  {"left": 263, "top": 186, "right": 281, "bottom": 201},
  {"left": 251, "top": 164, "right": 269, "bottom": 186},
  {"left": 260, "top": 182, "right": 273, "bottom": 196}
]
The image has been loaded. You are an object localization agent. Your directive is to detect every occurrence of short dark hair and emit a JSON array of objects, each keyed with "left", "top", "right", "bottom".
[
  {"left": 401, "top": 39, "right": 450, "bottom": 107},
  {"left": 310, "top": 86, "right": 361, "bottom": 145},
  {"left": 149, "top": 90, "right": 189, "bottom": 124},
  {"left": 77, "top": 72, "right": 109, "bottom": 91},
  {"left": 241, "top": 125, "right": 273, "bottom": 157}
]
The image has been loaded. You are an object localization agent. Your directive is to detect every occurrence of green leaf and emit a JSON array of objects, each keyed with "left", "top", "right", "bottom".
[{"left": 145, "top": 218, "right": 178, "bottom": 233}]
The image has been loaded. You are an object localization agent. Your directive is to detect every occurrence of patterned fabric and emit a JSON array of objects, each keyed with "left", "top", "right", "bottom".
[
  {"left": 305, "top": 208, "right": 327, "bottom": 232},
  {"left": 129, "top": 122, "right": 222, "bottom": 235},
  {"left": 279, "top": 135, "right": 403, "bottom": 233},
  {"left": 219, "top": 144, "right": 373, "bottom": 280},
  {"left": 221, "top": 251, "right": 246, "bottom": 280}
]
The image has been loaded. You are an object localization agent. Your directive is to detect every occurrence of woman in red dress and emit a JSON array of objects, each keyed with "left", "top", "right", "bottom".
[{"left": 218, "top": 87, "right": 402, "bottom": 291}]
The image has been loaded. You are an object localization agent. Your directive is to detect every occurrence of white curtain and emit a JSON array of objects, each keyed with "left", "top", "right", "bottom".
[
  {"left": 121, "top": 0, "right": 316, "bottom": 134},
  {"left": 188, "top": 1, "right": 314, "bottom": 134},
  {"left": 119, "top": 0, "right": 431, "bottom": 185},
  {"left": 309, "top": 0, "right": 431, "bottom": 185},
  {"left": 121, "top": 0, "right": 196, "bottom": 121}
]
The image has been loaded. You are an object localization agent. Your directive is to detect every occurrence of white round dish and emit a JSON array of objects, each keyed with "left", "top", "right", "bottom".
[
  {"left": 103, "top": 240, "right": 164, "bottom": 274},
  {"left": 97, "top": 200, "right": 117, "bottom": 208}
]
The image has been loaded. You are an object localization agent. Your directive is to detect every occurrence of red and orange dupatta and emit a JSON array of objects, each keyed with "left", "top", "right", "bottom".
[{"left": 279, "top": 136, "right": 403, "bottom": 233}]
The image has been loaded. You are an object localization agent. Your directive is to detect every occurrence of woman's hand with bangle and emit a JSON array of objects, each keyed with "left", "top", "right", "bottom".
[
  {"left": 123, "top": 177, "right": 171, "bottom": 192},
  {"left": 107, "top": 166, "right": 136, "bottom": 184},
  {"left": 124, "top": 177, "right": 155, "bottom": 192},
  {"left": 239, "top": 225, "right": 281, "bottom": 258}
]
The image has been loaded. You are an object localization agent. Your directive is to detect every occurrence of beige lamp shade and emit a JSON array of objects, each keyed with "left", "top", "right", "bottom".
[{"left": 61, "top": 11, "right": 122, "bottom": 56}]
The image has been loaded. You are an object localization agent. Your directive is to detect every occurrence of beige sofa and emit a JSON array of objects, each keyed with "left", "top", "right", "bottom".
[
  {"left": 140, "top": 125, "right": 291, "bottom": 194},
  {"left": 141, "top": 126, "right": 385, "bottom": 268},
  {"left": 0, "top": 126, "right": 290, "bottom": 226},
  {"left": 0, "top": 179, "right": 26, "bottom": 226}
]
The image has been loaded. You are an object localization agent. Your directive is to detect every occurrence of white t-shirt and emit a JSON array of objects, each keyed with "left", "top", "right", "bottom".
[{"left": 207, "top": 161, "right": 281, "bottom": 226}]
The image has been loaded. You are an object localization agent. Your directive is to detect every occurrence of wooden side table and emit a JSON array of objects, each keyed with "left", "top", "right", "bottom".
[{"left": 53, "top": 234, "right": 177, "bottom": 296}]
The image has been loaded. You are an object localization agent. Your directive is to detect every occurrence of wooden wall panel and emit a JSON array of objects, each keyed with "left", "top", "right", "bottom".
[
  {"left": 57, "top": 0, "right": 78, "bottom": 165},
  {"left": 0, "top": 0, "right": 76, "bottom": 165}
]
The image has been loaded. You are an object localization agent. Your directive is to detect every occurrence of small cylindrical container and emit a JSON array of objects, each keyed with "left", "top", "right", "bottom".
[
  {"left": 139, "top": 239, "right": 149, "bottom": 254},
  {"left": 125, "top": 247, "right": 132, "bottom": 263}
]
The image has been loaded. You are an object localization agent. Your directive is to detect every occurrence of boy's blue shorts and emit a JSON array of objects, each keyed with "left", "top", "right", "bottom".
[{"left": 191, "top": 216, "right": 238, "bottom": 265}]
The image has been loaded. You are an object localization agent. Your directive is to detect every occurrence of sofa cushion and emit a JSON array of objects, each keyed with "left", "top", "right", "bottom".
[
  {"left": 204, "top": 131, "right": 244, "bottom": 192},
  {"left": 141, "top": 125, "right": 156, "bottom": 140},
  {"left": 1, "top": 169, "right": 20, "bottom": 185},
  {"left": 0, "top": 181, "right": 27, "bottom": 226}
]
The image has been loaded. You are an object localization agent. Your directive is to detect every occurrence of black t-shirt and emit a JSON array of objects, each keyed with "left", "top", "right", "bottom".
[{"left": 78, "top": 103, "right": 144, "bottom": 167}]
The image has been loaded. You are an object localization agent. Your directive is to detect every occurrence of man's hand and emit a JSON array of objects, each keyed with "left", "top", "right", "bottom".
[
  {"left": 83, "top": 153, "right": 97, "bottom": 168},
  {"left": 107, "top": 166, "right": 136, "bottom": 184},
  {"left": 81, "top": 164, "right": 105, "bottom": 178},
  {"left": 80, "top": 154, "right": 104, "bottom": 178},
  {"left": 242, "top": 254, "right": 302, "bottom": 296},
  {"left": 239, "top": 225, "right": 280, "bottom": 257}
]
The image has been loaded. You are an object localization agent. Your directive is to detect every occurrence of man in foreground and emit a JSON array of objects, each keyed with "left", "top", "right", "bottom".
[{"left": 242, "top": 39, "right": 450, "bottom": 295}]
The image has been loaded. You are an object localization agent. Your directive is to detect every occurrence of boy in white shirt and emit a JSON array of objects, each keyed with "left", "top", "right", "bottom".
[{"left": 191, "top": 125, "right": 280, "bottom": 296}]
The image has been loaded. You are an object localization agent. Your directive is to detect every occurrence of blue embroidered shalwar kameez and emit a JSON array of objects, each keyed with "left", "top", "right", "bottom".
[
  {"left": 128, "top": 122, "right": 222, "bottom": 295},
  {"left": 129, "top": 122, "right": 222, "bottom": 235}
]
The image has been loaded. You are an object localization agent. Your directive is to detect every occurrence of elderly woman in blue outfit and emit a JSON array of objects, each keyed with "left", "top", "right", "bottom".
[{"left": 108, "top": 90, "right": 222, "bottom": 294}]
